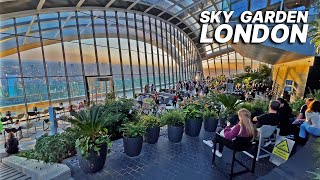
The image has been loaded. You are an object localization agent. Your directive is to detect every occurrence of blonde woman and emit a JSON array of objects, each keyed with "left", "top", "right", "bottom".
[{"left": 213, "top": 108, "right": 257, "bottom": 158}]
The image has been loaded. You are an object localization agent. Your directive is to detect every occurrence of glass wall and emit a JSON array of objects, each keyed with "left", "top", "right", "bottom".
[
  {"left": 203, "top": 51, "right": 272, "bottom": 78},
  {"left": 0, "top": 10, "right": 198, "bottom": 113}
]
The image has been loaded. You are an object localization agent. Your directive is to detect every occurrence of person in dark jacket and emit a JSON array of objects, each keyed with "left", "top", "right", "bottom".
[
  {"left": 6, "top": 132, "right": 19, "bottom": 154},
  {"left": 277, "top": 98, "right": 293, "bottom": 136}
]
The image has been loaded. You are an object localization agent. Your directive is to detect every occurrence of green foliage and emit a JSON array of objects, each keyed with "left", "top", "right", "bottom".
[
  {"left": 309, "top": 18, "right": 320, "bottom": 54},
  {"left": 290, "top": 98, "right": 305, "bottom": 116},
  {"left": 203, "top": 109, "right": 218, "bottom": 119},
  {"left": 236, "top": 99, "right": 268, "bottom": 116},
  {"left": 18, "top": 129, "right": 78, "bottom": 163},
  {"left": 140, "top": 114, "right": 162, "bottom": 128},
  {"left": 103, "top": 99, "right": 137, "bottom": 139},
  {"left": 106, "top": 91, "right": 116, "bottom": 99},
  {"left": 308, "top": 88, "right": 320, "bottom": 101},
  {"left": 235, "top": 64, "right": 272, "bottom": 84},
  {"left": 143, "top": 98, "right": 156, "bottom": 109},
  {"left": 121, "top": 122, "right": 146, "bottom": 138},
  {"left": 216, "top": 94, "right": 243, "bottom": 113},
  {"left": 161, "top": 110, "right": 185, "bottom": 126},
  {"left": 183, "top": 104, "right": 203, "bottom": 119},
  {"left": 236, "top": 102, "right": 255, "bottom": 112},
  {"left": 69, "top": 106, "right": 111, "bottom": 158},
  {"left": 252, "top": 99, "right": 269, "bottom": 113}
]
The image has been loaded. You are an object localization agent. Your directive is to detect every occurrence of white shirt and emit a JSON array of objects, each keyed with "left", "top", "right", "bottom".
[{"left": 306, "top": 112, "right": 320, "bottom": 129}]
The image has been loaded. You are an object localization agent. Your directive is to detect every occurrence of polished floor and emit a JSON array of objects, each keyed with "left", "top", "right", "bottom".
[{"left": 64, "top": 126, "right": 276, "bottom": 180}]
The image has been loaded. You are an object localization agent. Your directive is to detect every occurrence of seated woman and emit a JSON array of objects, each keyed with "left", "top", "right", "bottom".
[
  {"left": 6, "top": 132, "right": 19, "bottom": 154},
  {"left": 299, "top": 100, "right": 320, "bottom": 143},
  {"left": 213, "top": 108, "right": 257, "bottom": 158}
]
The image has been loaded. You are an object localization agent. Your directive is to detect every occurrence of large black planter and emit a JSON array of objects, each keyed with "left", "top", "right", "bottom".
[
  {"left": 145, "top": 126, "right": 160, "bottom": 144},
  {"left": 123, "top": 136, "right": 143, "bottom": 157},
  {"left": 168, "top": 125, "right": 184, "bottom": 143},
  {"left": 77, "top": 143, "right": 107, "bottom": 173},
  {"left": 185, "top": 118, "right": 203, "bottom": 137},
  {"left": 204, "top": 118, "right": 218, "bottom": 132}
]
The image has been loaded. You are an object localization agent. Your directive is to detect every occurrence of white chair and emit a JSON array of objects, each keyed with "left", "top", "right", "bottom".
[{"left": 243, "top": 125, "right": 279, "bottom": 161}]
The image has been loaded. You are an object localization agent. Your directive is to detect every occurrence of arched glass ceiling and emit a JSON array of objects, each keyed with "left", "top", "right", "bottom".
[
  {"left": 1, "top": 11, "right": 187, "bottom": 60},
  {"left": 0, "top": 0, "right": 230, "bottom": 60}
]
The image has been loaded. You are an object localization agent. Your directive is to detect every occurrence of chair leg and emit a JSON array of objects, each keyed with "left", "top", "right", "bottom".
[
  {"left": 230, "top": 150, "right": 236, "bottom": 177},
  {"left": 251, "top": 142, "right": 258, "bottom": 173},
  {"left": 212, "top": 142, "right": 217, "bottom": 165}
]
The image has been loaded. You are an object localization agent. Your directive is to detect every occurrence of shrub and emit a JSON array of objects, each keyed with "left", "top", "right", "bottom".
[
  {"left": 161, "top": 110, "right": 185, "bottom": 126},
  {"left": 183, "top": 104, "right": 203, "bottom": 119},
  {"left": 103, "top": 99, "right": 137, "bottom": 139},
  {"left": 121, "top": 122, "right": 146, "bottom": 138},
  {"left": 18, "top": 129, "right": 78, "bottom": 163},
  {"left": 140, "top": 115, "right": 162, "bottom": 128},
  {"left": 291, "top": 98, "right": 305, "bottom": 116},
  {"left": 203, "top": 109, "right": 218, "bottom": 119}
]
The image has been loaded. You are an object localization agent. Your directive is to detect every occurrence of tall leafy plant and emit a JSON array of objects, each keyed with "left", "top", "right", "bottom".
[
  {"left": 216, "top": 94, "right": 243, "bottom": 113},
  {"left": 309, "top": 18, "right": 320, "bottom": 54},
  {"left": 217, "top": 94, "right": 243, "bottom": 123},
  {"left": 69, "top": 106, "right": 112, "bottom": 158}
]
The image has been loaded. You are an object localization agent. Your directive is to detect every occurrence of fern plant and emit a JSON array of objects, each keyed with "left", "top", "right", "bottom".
[{"left": 69, "top": 106, "right": 112, "bottom": 158}]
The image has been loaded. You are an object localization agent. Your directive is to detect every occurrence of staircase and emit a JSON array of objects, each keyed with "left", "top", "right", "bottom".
[{"left": 0, "top": 162, "right": 31, "bottom": 180}]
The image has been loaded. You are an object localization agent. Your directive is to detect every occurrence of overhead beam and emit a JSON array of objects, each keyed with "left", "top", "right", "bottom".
[{"left": 22, "top": 0, "right": 46, "bottom": 45}]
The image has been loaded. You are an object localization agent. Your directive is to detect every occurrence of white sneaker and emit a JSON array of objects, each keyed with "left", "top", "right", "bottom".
[
  {"left": 212, "top": 149, "right": 223, "bottom": 158},
  {"left": 203, "top": 140, "right": 213, "bottom": 147}
]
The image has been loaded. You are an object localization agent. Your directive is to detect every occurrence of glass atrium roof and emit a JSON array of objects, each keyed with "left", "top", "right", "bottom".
[{"left": 0, "top": 0, "right": 317, "bottom": 60}]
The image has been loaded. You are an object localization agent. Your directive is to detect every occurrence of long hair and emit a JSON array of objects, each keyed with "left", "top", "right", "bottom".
[
  {"left": 238, "top": 108, "right": 256, "bottom": 138},
  {"left": 307, "top": 100, "right": 320, "bottom": 113}
]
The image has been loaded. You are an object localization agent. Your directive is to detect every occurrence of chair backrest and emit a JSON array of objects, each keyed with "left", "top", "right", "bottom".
[
  {"left": 258, "top": 125, "right": 278, "bottom": 139},
  {"left": 17, "top": 114, "right": 24, "bottom": 119},
  {"left": 232, "top": 136, "right": 255, "bottom": 151}
]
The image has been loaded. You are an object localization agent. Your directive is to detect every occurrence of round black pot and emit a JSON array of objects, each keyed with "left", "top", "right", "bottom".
[
  {"left": 145, "top": 126, "right": 160, "bottom": 144},
  {"left": 77, "top": 143, "right": 107, "bottom": 173},
  {"left": 168, "top": 125, "right": 184, "bottom": 143},
  {"left": 185, "top": 118, "right": 203, "bottom": 137},
  {"left": 123, "top": 136, "right": 143, "bottom": 157},
  {"left": 204, "top": 118, "right": 218, "bottom": 132}
]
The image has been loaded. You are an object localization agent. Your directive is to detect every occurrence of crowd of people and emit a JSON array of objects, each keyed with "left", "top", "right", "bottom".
[{"left": 207, "top": 97, "right": 320, "bottom": 158}]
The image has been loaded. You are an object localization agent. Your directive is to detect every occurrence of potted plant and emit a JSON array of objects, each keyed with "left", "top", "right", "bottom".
[
  {"left": 140, "top": 115, "right": 161, "bottom": 144},
  {"left": 122, "top": 122, "right": 146, "bottom": 157},
  {"left": 183, "top": 105, "right": 203, "bottom": 137},
  {"left": 203, "top": 109, "right": 218, "bottom": 132},
  {"left": 161, "top": 110, "right": 185, "bottom": 143},
  {"left": 216, "top": 94, "right": 243, "bottom": 126},
  {"left": 70, "top": 106, "right": 111, "bottom": 173}
]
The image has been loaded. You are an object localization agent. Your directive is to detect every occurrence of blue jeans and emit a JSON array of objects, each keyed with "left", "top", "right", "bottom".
[{"left": 299, "top": 122, "right": 320, "bottom": 138}]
